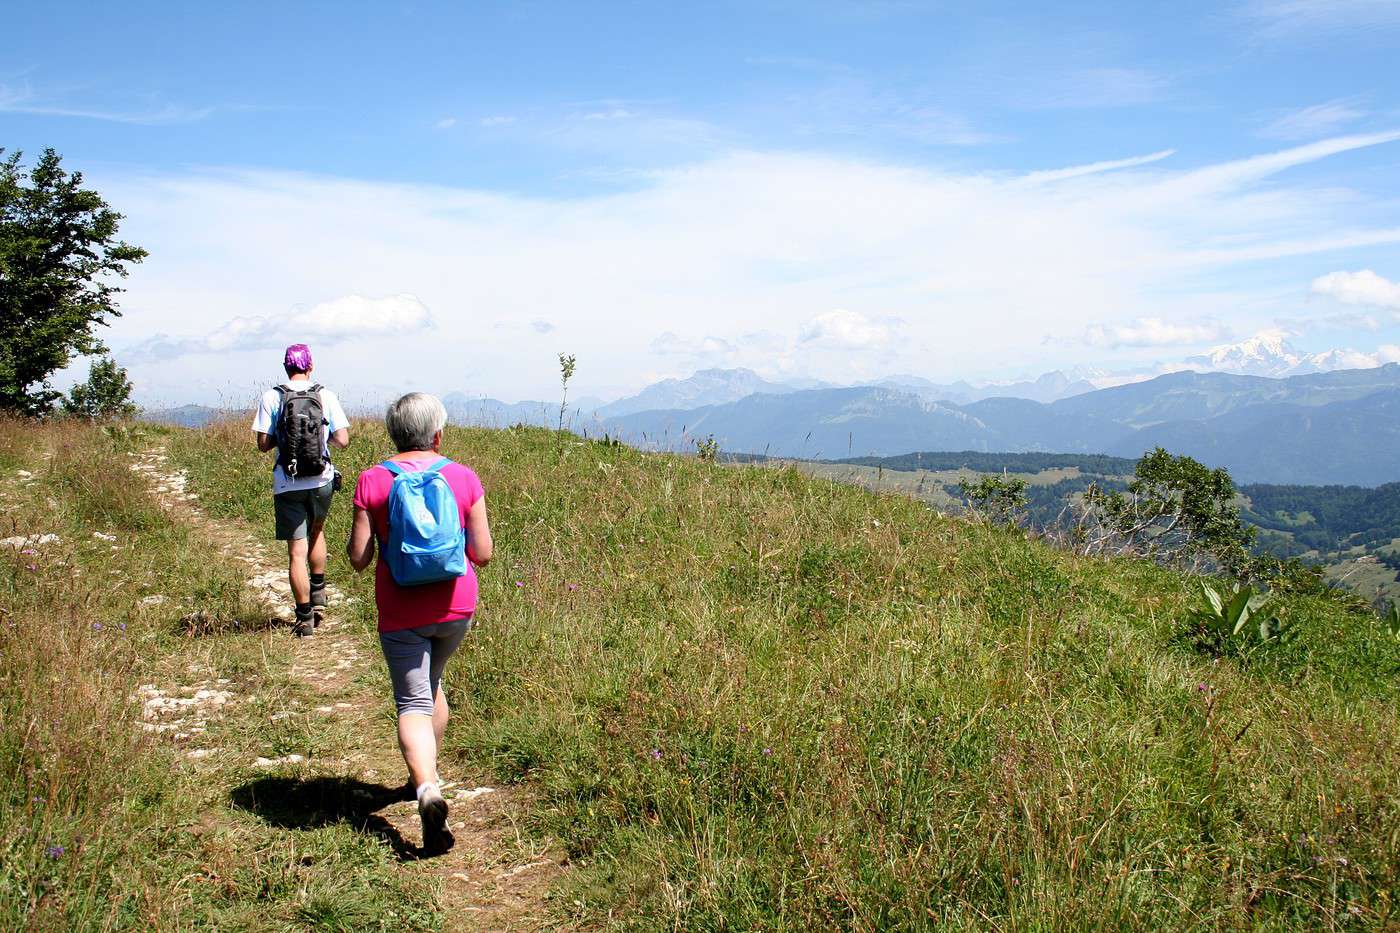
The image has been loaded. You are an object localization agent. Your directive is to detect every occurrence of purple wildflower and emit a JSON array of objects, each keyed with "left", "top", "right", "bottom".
[
  {"left": 567, "top": 583, "right": 578, "bottom": 592},
  {"left": 515, "top": 581, "right": 525, "bottom": 588},
  {"left": 649, "top": 748, "right": 662, "bottom": 760},
  {"left": 45, "top": 845, "right": 64, "bottom": 859},
  {"left": 20, "top": 548, "right": 36, "bottom": 556},
  {"left": 92, "top": 623, "right": 102, "bottom": 631},
  {"left": 762, "top": 747, "right": 773, "bottom": 756}
]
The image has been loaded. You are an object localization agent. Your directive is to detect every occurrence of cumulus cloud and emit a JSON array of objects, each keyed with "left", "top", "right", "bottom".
[
  {"left": 1082, "top": 317, "right": 1229, "bottom": 349},
  {"left": 651, "top": 332, "right": 737, "bottom": 358},
  {"left": 1311, "top": 269, "right": 1400, "bottom": 310},
  {"left": 124, "top": 294, "right": 432, "bottom": 363},
  {"left": 799, "top": 309, "right": 896, "bottom": 349}
]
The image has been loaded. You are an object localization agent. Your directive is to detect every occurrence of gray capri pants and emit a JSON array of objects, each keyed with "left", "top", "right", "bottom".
[{"left": 378, "top": 618, "right": 473, "bottom": 717}]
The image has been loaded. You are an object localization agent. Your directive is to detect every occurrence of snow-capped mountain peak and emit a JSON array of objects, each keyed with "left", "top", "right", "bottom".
[
  {"left": 1191, "top": 329, "right": 1304, "bottom": 376},
  {"left": 1180, "top": 329, "right": 1391, "bottom": 378}
]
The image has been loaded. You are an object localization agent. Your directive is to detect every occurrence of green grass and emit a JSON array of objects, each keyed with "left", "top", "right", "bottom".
[
  {"left": 7, "top": 416, "right": 1400, "bottom": 929},
  {"left": 0, "top": 419, "right": 437, "bottom": 930},
  {"left": 160, "top": 418, "right": 1400, "bottom": 930}
]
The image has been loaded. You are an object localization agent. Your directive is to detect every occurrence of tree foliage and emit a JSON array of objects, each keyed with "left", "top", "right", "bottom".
[
  {"left": 1076, "top": 447, "right": 1255, "bottom": 574},
  {"left": 960, "top": 472, "right": 1029, "bottom": 527},
  {"left": 0, "top": 148, "right": 147, "bottom": 416},
  {"left": 62, "top": 355, "right": 137, "bottom": 420}
]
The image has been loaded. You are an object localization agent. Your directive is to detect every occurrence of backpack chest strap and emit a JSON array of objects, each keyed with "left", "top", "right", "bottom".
[{"left": 381, "top": 458, "right": 450, "bottom": 476}]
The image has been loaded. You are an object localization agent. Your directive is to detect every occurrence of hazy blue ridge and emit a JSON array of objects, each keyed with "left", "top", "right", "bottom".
[
  {"left": 595, "top": 365, "right": 1400, "bottom": 486},
  {"left": 1110, "top": 387, "right": 1400, "bottom": 486}
]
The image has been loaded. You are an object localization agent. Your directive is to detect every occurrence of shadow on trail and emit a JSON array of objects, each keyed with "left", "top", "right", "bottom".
[{"left": 231, "top": 775, "right": 450, "bottom": 861}]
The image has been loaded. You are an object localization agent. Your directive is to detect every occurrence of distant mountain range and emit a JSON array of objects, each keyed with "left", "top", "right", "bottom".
[
  {"left": 598, "top": 365, "right": 1400, "bottom": 486},
  {"left": 146, "top": 331, "right": 1398, "bottom": 487}
]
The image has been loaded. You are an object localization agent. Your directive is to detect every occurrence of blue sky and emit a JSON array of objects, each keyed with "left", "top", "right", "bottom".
[{"left": 4, "top": 0, "right": 1400, "bottom": 404}]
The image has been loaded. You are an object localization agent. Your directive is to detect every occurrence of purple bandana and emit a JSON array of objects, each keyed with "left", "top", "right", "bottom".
[{"left": 283, "top": 343, "right": 312, "bottom": 373}]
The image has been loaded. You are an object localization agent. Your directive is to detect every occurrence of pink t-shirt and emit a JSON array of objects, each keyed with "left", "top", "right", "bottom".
[{"left": 353, "top": 458, "right": 485, "bottom": 633}]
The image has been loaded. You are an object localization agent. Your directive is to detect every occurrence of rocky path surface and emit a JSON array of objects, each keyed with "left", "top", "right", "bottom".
[{"left": 129, "top": 447, "right": 567, "bottom": 931}]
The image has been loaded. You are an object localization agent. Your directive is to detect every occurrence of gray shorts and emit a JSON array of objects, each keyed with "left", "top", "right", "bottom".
[
  {"left": 379, "top": 618, "right": 473, "bottom": 717},
  {"left": 273, "top": 483, "right": 335, "bottom": 540}
]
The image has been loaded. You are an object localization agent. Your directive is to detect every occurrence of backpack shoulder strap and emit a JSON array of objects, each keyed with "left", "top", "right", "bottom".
[
  {"left": 381, "top": 460, "right": 405, "bottom": 477},
  {"left": 423, "top": 458, "right": 451, "bottom": 474}
]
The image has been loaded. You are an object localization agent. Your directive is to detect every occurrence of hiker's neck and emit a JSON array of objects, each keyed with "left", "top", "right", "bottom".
[{"left": 286, "top": 372, "right": 312, "bottom": 383}]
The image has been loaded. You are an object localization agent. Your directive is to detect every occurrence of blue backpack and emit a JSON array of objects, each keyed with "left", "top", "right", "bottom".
[{"left": 381, "top": 459, "right": 467, "bottom": 586}]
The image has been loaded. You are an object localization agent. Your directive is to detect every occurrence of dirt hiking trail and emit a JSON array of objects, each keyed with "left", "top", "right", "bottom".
[{"left": 130, "top": 447, "right": 568, "bottom": 931}]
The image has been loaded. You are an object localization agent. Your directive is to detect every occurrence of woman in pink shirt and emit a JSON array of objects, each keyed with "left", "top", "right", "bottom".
[{"left": 346, "top": 392, "right": 493, "bottom": 853}]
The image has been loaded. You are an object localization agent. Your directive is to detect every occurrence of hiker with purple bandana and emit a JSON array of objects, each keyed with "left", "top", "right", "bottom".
[{"left": 252, "top": 344, "right": 351, "bottom": 636}]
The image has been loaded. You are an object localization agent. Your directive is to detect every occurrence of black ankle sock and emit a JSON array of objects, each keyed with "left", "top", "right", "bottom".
[
  {"left": 310, "top": 573, "right": 325, "bottom": 591},
  {"left": 295, "top": 601, "right": 314, "bottom": 619}
]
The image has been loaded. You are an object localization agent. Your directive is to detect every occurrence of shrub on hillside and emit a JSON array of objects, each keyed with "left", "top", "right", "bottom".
[
  {"left": 1076, "top": 447, "right": 1254, "bottom": 575},
  {"left": 959, "top": 472, "right": 1028, "bottom": 528}
]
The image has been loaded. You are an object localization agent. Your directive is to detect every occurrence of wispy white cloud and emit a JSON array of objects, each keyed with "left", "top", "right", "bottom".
[
  {"left": 581, "top": 107, "right": 636, "bottom": 121},
  {"left": 1081, "top": 317, "right": 1229, "bottom": 349},
  {"left": 99, "top": 131, "right": 1400, "bottom": 400},
  {"left": 1017, "top": 149, "right": 1176, "bottom": 185},
  {"left": 1155, "top": 130, "right": 1400, "bottom": 198},
  {"left": 479, "top": 115, "right": 517, "bottom": 127},
  {"left": 124, "top": 294, "right": 433, "bottom": 362},
  {"left": 1019, "top": 67, "right": 1169, "bottom": 109},
  {"left": 0, "top": 82, "right": 215, "bottom": 125},
  {"left": 1311, "top": 269, "right": 1400, "bottom": 310},
  {"left": 1242, "top": 0, "right": 1400, "bottom": 37},
  {"left": 434, "top": 117, "right": 458, "bottom": 129},
  {"left": 1260, "top": 100, "right": 1368, "bottom": 140}
]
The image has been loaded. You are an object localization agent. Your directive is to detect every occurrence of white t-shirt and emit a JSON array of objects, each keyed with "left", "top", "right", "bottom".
[{"left": 251, "top": 380, "right": 350, "bottom": 495}]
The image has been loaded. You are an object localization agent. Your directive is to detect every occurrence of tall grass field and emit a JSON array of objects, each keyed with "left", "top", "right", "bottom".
[{"left": 3, "top": 415, "right": 1399, "bottom": 929}]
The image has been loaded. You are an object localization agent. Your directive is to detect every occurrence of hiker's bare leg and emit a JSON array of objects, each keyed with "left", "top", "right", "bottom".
[
  {"left": 287, "top": 537, "right": 310, "bottom": 604},
  {"left": 307, "top": 520, "right": 326, "bottom": 579},
  {"left": 434, "top": 685, "right": 449, "bottom": 747},
  {"left": 398, "top": 713, "right": 438, "bottom": 788}
]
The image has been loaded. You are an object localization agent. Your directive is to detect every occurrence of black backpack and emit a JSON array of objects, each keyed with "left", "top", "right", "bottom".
[{"left": 274, "top": 384, "right": 328, "bottom": 478}]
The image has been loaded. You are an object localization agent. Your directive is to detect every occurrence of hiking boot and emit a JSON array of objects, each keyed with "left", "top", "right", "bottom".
[
  {"left": 292, "top": 608, "right": 315, "bottom": 638},
  {"left": 418, "top": 783, "right": 452, "bottom": 853},
  {"left": 310, "top": 584, "right": 328, "bottom": 627}
]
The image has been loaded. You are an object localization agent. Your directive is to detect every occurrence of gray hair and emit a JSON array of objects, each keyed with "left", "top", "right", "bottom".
[{"left": 385, "top": 392, "right": 448, "bottom": 451}]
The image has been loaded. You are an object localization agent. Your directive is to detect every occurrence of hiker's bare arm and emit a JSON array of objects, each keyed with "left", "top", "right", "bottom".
[
  {"left": 347, "top": 507, "right": 375, "bottom": 572},
  {"left": 467, "top": 496, "right": 492, "bottom": 566},
  {"left": 255, "top": 432, "right": 276, "bottom": 453},
  {"left": 329, "top": 427, "right": 350, "bottom": 449}
]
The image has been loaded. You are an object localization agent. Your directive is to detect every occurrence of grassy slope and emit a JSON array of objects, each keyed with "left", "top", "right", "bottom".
[
  {"left": 162, "top": 419, "right": 1400, "bottom": 930},
  {"left": 6, "top": 417, "right": 1399, "bottom": 929},
  {"left": 0, "top": 420, "right": 437, "bottom": 930}
]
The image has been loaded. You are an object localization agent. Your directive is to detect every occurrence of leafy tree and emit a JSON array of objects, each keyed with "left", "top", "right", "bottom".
[
  {"left": 0, "top": 148, "right": 147, "bottom": 416},
  {"left": 1077, "top": 447, "right": 1254, "bottom": 574},
  {"left": 62, "top": 355, "right": 137, "bottom": 420},
  {"left": 960, "top": 472, "right": 1029, "bottom": 527}
]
